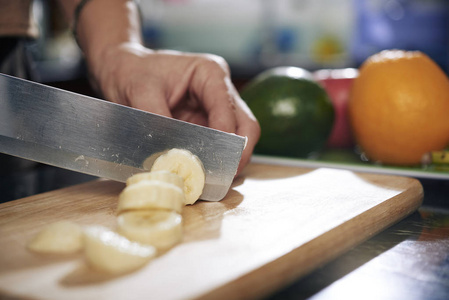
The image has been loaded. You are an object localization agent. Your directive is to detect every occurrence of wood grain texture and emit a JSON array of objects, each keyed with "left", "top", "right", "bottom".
[{"left": 0, "top": 163, "right": 423, "bottom": 300}]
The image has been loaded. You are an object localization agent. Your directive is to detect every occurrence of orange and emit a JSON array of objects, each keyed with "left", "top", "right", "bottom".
[{"left": 348, "top": 50, "right": 449, "bottom": 166}]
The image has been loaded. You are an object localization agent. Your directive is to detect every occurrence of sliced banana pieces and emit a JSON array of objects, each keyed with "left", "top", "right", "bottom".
[
  {"left": 117, "top": 210, "right": 182, "bottom": 251},
  {"left": 84, "top": 226, "right": 156, "bottom": 274},
  {"left": 27, "top": 221, "right": 84, "bottom": 254},
  {"left": 117, "top": 180, "right": 184, "bottom": 214},
  {"left": 126, "top": 170, "right": 184, "bottom": 189},
  {"left": 151, "top": 148, "right": 206, "bottom": 205},
  {"left": 27, "top": 148, "right": 204, "bottom": 275}
]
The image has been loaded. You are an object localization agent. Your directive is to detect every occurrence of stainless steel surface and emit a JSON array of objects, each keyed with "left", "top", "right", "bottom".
[{"left": 0, "top": 74, "right": 246, "bottom": 201}]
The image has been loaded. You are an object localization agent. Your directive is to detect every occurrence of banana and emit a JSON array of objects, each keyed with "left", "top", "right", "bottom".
[
  {"left": 126, "top": 170, "right": 184, "bottom": 189},
  {"left": 150, "top": 148, "right": 205, "bottom": 205},
  {"left": 84, "top": 225, "right": 156, "bottom": 274},
  {"left": 431, "top": 151, "right": 449, "bottom": 164},
  {"left": 117, "top": 180, "right": 184, "bottom": 214},
  {"left": 27, "top": 220, "right": 84, "bottom": 254},
  {"left": 421, "top": 150, "right": 449, "bottom": 165},
  {"left": 27, "top": 149, "right": 204, "bottom": 272},
  {"left": 117, "top": 210, "right": 182, "bottom": 251}
]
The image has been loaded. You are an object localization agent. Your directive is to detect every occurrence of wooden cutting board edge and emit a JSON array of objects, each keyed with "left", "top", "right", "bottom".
[{"left": 199, "top": 175, "right": 424, "bottom": 300}]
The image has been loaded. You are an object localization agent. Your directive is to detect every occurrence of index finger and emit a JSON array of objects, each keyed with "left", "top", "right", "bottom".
[
  {"left": 233, "top": 95, "right": 261, "bottom": 175},
  {"left": 190, "top": 56, "right": 238, "bottom": 134}
]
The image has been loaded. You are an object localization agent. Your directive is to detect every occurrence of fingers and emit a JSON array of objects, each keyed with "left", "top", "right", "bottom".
[
  {"left": 125, "top": 78, "right": 173, "bottom": 118},
  {"left": 92, "top": 46, "right": 260, "bottom": 174},
  {"left": 190, "top": 54, "right": 260, "bottom": 174},
  {"left": 233, "top": 95, "right": 261, "bottom": 175},
  {"left": 190, "top": 56, "right": 238, "bottom": 134},
  {"left": 206, "top": 78, "right": 238, "bottom": 134}
]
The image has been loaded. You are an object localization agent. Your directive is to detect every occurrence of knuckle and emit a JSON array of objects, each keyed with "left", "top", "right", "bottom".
[{"left": 198, "top": 54, "right": 230, "bottom": 75}]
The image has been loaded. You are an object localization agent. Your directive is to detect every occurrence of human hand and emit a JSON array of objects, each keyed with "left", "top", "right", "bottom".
[{"left": 87, "top": 42, "right": 260, "bottom": 175}]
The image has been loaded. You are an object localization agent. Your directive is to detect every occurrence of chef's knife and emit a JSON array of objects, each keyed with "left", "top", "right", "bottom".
[{"left": 0, "top": 74, "right": 246, "bottom": 201}]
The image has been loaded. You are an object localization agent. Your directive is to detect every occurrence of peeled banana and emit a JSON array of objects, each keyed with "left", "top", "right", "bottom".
[
  {"left": 151, "top": 148, "right": 206, "bottom": 205},
  {"left": 421, "top": 150, "right": 449, "bottom": 165},
  {"left": 117, "top": 210, "right": 182, "bottom": 251},
  {"left": 126, "top": 170, "right": 184, "bottom": 189},
  {"left": 117, "top": 180, "right": 184, "bottom": 214},
  {"left": 430, "top": 151, "right": 449, "bottom": 164},
  {"left": 27, "top": 221, "right": 84, "bottom": 254},
  {"left": 84, "top": 226, "right": 156, "bottom": 274},
  {"left": 26, "top": 148, "right": 205, "bottom": 274}
]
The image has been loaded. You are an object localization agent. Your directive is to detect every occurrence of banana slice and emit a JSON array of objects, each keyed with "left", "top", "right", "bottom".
[
  {"left": 117, "top": 180, "right": 184, "bottom": 214},
  {"left": 84, "top": 226, "right": 156, "bottom": 274},
  {"left": 126, "top": 170, "right": 184, "bottom": 189},
  {"left": 117, "top": 210, "right": 182, "bottom": 251},
  {"left": 27, "top": 220, "right": 84, "bottom": 254},
  {"left": 150, "top": 148, "right": 205, "bottom": 205}
]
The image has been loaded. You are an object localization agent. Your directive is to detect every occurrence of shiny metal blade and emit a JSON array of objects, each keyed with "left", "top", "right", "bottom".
[{"left": 0, "top": 74, "right": 245, "bottom": 201}]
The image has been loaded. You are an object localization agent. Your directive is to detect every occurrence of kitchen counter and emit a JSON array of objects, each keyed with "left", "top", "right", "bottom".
[{"left": 1, "top": 156, "right": 448, "bottom": 299}]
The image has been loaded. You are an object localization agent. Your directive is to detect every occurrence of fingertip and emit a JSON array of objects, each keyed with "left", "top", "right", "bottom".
[
  {"left": 233, "top": 105, "right": 261, "bottom": 177},
  {"left": 236, "top": 148, "right": 251, "bottom": 177}
]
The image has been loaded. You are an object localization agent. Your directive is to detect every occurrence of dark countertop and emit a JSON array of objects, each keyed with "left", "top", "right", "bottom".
[{"left": 266, "top": 177, "right": 449, "bottom": 300}]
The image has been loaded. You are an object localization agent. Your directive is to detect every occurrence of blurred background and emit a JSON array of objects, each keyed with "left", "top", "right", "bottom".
[
  {"left": 28, "top": 0, "right": 449, "bottom": 85},
  {"left": 1, "top": 0, "right": 448, "bottom": 202}
]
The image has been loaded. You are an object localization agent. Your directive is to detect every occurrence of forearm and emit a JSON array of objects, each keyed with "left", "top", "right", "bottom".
[{"left": 56, "top": 0, "right": 143, "bottom": 66}]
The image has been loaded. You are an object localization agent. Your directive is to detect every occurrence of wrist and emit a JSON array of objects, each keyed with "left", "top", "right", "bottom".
[
  {"left": 72, "top": 0, "right": 91, "bottom": 47},
  {"left": 75, "top": 0, "right": 143, "bottom": 66}
]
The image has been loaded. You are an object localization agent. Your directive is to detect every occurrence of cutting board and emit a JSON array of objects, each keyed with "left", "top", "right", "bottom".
[{"left": 0, "top": 163, "right": 423, "bottom": 300}]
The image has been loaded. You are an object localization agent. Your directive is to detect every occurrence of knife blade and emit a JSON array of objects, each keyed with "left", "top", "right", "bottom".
[{"left": 0, "top": 74, "right": 246, "bottom": 201}]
